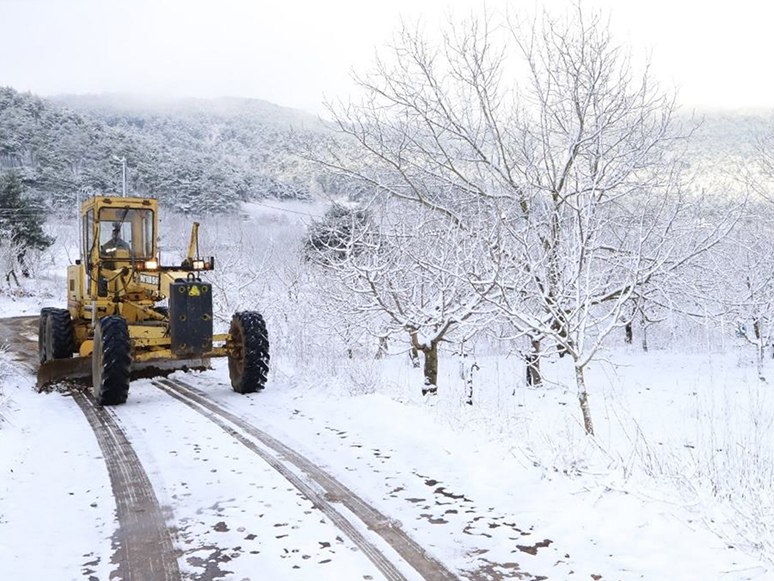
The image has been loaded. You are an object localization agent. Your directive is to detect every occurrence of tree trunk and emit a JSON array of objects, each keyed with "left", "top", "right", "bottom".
[
  {"left": 551, "top": 319, "right": 569, "bottom": 357},
  {"left": 375, "top": 336, "right": 388, "bottom": 359},
  {"left": 641, "top": 325, "right": 649, "bottom": 352},
  {"left": 756, "top": 343, "right": 766, "bottom": 382},
  {"left": 753, "top": 319, "right": 766, "bottom": 381},
  {"left": 459, "top": 347, "right": 478, "bottom": 406},
  {"left": 464, "top": 358, "right": 477, "bottom": 406},
  {"left": 624, "top": 321, "right": 633, "bottom": 344},
  {"left": 422, "top": 342, "right": 438, "bottom": 396},
  {"left": 575, "top": 365, "right": 595, "bottom": 436},
  {"left": 5, "top": 269, "right": 19, "bottom": 287},
  {"left": 525, "top": 338, "right": 542, "bottom": 386},
  {"left": 17, "top": 250, "right": 30, "bottom": 278},
  {"left": 409, "top": 344, "right": 421, "bottom": 368}
]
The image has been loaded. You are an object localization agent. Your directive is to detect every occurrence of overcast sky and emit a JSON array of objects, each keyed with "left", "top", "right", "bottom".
[{"left": 1, "top": 0, "right": 772, "bottom": 116}]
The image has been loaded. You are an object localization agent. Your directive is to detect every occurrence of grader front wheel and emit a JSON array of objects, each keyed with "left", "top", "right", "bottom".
[
  {"left": 45, "top": 308, "right": 76, "bottom": 360},
  {"left": 39, "top": 308, "right": 75, "bottom": 363},
  {"left": 228, "top": 311, "right": 270, "bottom": 394},
  {"left": 92, "top": 316, "right": 131, "bottom": 406},
  {"left": 38, "top": 308, "right": 56, "bottom": 364}
]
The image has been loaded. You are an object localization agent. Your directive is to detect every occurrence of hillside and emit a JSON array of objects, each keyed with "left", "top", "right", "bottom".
[
  {"left": 1, "top": 86, "right": 772, "bottom": 215},
  {"left": 0, "top": 88, "right": 334, "bottom": 213},
  {"left": 54, "top": 93, "right": 326, "bottom": 132}
]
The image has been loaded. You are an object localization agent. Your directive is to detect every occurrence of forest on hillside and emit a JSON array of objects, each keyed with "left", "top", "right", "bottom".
[
  {"left": 1, "top": 83, "right": 770, "bottom": 217},
  {"left": 0, "top": 87, "right": 337, "bottom": 213}
]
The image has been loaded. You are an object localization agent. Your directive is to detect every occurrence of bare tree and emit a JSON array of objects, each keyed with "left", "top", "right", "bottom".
[
  {"left": 621, "top": 289, "right": 667, "bottom": 352},
  {"left": 308, "top": 196, "right": 493, "bottom": 394},
  {"left": 320, "top": 5, "right": 728, "bottom": 432},
  {"left": 701, "top": 205, "right": 774, "bottom": 381}
]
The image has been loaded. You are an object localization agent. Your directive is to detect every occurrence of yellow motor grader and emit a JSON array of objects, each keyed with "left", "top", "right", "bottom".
[{"left": 38, "top": 195, "right": 269, "bottom": 405}]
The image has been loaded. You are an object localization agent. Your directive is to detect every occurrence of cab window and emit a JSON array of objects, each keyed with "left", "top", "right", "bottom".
[
  {"left": 98, "top": 208, "right": 154, "bottom": 260},
  {"left": 83, "top": 209, "right": 93, "bottom": 265}
]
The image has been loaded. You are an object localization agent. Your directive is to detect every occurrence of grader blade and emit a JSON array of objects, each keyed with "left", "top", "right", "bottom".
[
  {"left": 37, "top": 355, "right": 213, "bottom": 388},
  {"left": 37, "top": 356, "right": 92, "bottom": 387}
]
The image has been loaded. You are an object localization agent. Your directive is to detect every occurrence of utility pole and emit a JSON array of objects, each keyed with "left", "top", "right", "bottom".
[{"left": 112, "top": 155, "right": 127, "bottom": 196}]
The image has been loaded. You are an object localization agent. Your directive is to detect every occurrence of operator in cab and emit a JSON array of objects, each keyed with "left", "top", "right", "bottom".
[{"left": 101, "top": 222, "right": 130, "bottom": 255}]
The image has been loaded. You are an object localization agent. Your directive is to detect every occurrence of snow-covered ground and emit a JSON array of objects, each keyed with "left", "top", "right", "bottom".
[
  {"left": 1, "top": 323, "right": 771, "bottom": 579},
  {"left": 0, "top": 361, "right": 118, "bottom": 580},
  {"left": 1, "top": 211, "right": 772, "bottom": 579},
  {"left": 261, "top": 349, "right": 773, "bottom": 579}
]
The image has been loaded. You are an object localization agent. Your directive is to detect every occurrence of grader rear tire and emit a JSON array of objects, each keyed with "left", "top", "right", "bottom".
[
  {"left": 228, "top": 311, "right": 270, "bottom": 394},
  {"left": 45, "top": 308, "right": 76, "bottom": 360},
  {"left": 92, "top": 316, "right": 131, "bottom": 406}
]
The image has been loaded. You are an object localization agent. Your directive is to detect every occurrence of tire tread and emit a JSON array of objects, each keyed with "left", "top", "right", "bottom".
[
  {"left": 48, "top": 308, "right": 76, "bottom": 359},
  {"left": 95, "top": 316, "right": 131, "bottom": 406},
  {"left": 38, "top": 307, "right": 56, "bottom": 364},
  {"left": 229, "top": 311, "right": 270, "bottom": 394}
]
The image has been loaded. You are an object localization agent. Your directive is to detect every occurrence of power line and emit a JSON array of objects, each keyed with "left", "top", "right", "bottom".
[
  {"left": 0, "top": 201, "right": 329, "bottom": 221},
  {"left": 247, "top": 200, "right": 324, "bottom": 218}
]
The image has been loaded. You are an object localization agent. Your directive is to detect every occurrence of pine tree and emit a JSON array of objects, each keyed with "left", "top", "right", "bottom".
[
  {"left": 305, "top": 204, "right": 371, "bottom": 264},
  {"left": 0, "top": 171, "right": 53, "bottom": 276}
]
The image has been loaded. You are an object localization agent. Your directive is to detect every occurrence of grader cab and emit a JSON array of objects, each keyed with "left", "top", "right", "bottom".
[{"left": 38, "top": 195, "right": 269, "bottom": 405}]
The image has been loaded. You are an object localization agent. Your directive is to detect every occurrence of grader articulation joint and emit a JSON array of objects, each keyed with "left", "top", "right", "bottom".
[{"left": 38, "top": 196, "right": 269, "bottom": 405}]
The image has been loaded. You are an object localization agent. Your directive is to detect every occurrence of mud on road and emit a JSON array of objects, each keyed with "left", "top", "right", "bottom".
[{"left": 0, "top": 315, "right": 38, "bottom": 371}]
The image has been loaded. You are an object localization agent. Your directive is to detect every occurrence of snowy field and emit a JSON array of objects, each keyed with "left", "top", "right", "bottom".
[{"left": 0, "top": 208, "right": 772, "bottom": 579}]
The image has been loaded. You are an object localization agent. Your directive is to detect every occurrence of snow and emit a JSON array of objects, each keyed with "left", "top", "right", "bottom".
[
  {"left": 0, "top": 220, "right": 71, "bottom": 318},
  {"left": 0, "top": 213, "right": 772, "bottom": 579},
  {"left": 193, "top": 356, "right": 767, "bottom": 580},
  {"left": 111, "top": 381, "right": 387, "bottom": 580},
  {"left": 1, "top": 328, "right": 771, "bottom": 578},
  {"left": 0, "top": 372, "right": 117, "bottom": 580}
]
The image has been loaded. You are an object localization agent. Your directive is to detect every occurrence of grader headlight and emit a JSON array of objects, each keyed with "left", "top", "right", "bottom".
[
  {"left": 144, "top": 259, "right": 159, "bottom": 270},
  {"left": 192, "top": 259, "right": 205, "bottom": 270}
]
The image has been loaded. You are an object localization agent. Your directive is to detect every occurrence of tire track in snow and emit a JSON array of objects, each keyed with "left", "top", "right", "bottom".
[
  {"left": 72, "top": 389, "right": 181, "bottom": 581},
  {"left": 153, "top": 377, "right": 459, "bottom": 581},
  {"left": 0, "top": 316, "right": 181, "bottom": 580}
]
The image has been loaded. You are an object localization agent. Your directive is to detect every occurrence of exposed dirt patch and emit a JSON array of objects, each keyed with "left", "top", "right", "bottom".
[
  {"left": 186, "top": 545, "right": 233, "bottom": 580},
  {"left": 516, "top": 539, "right": 553, "bottom": 556},
  {"left": 462, "top": 557, "right": 541, "bottom": 580},
  {"left": 433, "top": 486, "right": 474, "bottom": 503},
  {"left": 36, "top": 379, "right": 76, "bottom": 394},
  {"left": 0, "top": 316, "right": 38, "bottom": 369}
]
